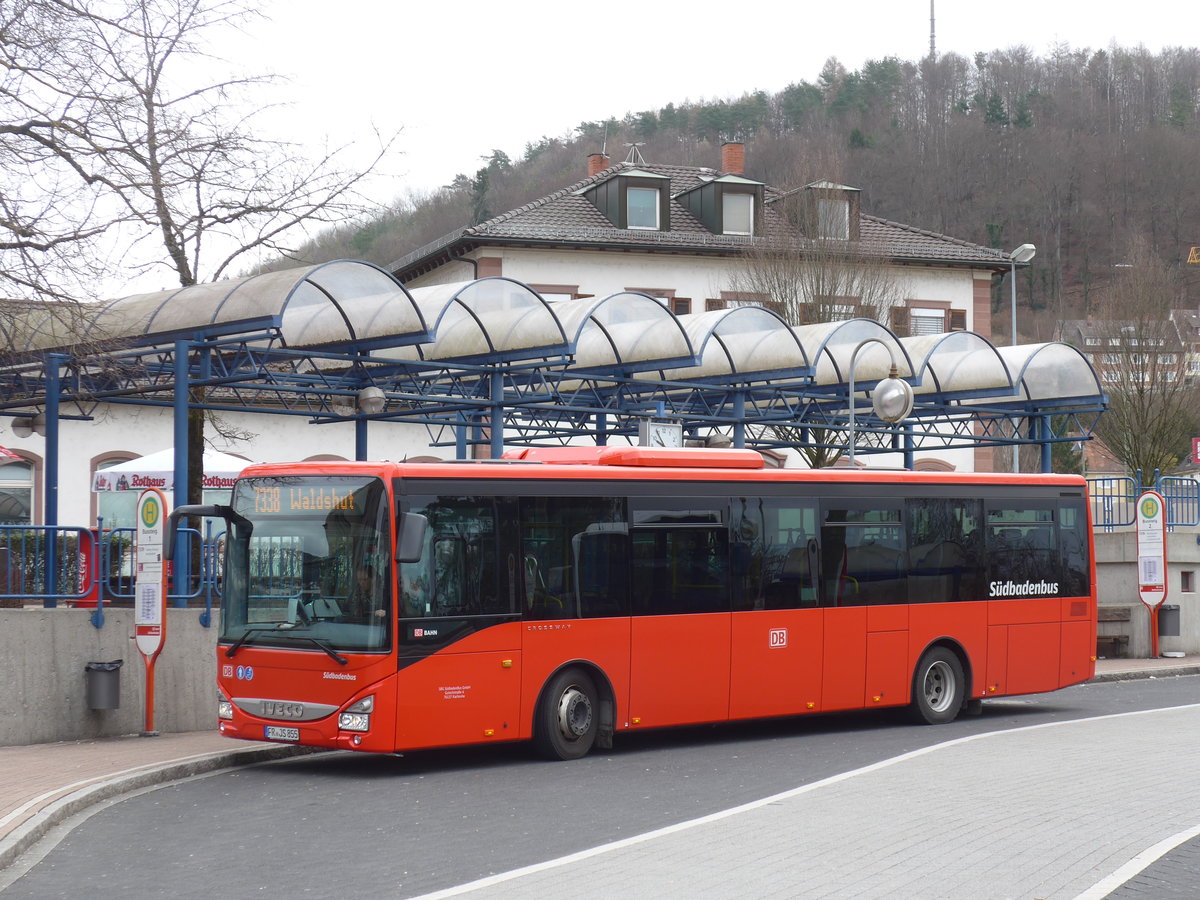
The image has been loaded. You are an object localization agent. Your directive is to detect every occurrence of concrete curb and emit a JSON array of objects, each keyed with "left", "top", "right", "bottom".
[
  {"left": 1089, "top": 664, "right": 1200, "bottom": 684},
  {"left": 0, "top": 743, "right": 319, "bottom": 872}
]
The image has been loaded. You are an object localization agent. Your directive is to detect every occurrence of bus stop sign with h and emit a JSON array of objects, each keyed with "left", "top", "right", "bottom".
[
  {"left": 135, "top": 488, "right": 168, "bottom": 736},
  {"left": 1136, "top": 490, "right": 1167, "bottom": 657}
]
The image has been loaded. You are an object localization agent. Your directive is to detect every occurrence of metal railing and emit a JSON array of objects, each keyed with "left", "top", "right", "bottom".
[
  {"left": 0, "top": 520, "right": 223, "bottom": 628},
  {"left": 1086, "top": 471, "right": 1200, "bottom": 529}
]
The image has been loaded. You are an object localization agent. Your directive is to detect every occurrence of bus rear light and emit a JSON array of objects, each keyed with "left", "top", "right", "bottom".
[
  {"left": 339, "top": 695, "right": 374, "bottom": 732},
  {"left": 217, "top": 690, "right": 233, "bottom": 721}
]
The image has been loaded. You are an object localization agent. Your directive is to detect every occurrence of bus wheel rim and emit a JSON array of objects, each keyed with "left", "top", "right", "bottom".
[
  {"left": 557, "top": 687, "right": 592, "bottom": 740},
  {"left": 923, "top": 660, "right": 954, "bottom": 713}
]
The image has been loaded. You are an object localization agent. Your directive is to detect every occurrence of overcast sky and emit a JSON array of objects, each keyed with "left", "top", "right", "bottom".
[{"left": 230, "top": 0, "right": 1185, "bottom": 202}]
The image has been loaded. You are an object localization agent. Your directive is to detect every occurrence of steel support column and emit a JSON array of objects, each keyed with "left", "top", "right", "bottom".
[
  {"left": 42, "top": 354, "right": 64, "bottom": 607},
  {"left": 355, "top": 417, "right": 368, "bottom": 460},
  {"left": 1039, "top": 414, "right": 1052, "bottom": 473},
  {"left": 172, "top": 341, "right": 190, "bottom": 608},
  {"left": 490, "top": 371, "right": 504, "bottom": 460}
]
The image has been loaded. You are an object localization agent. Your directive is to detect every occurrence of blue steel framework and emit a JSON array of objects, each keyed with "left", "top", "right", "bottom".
[{"left": 0, "top": 263, "right": 1107, "bottom": 612}]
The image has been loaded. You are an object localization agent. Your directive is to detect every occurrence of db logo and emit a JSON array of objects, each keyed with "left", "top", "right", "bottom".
[
  {"left": 769, "top": 628, "right": 788, "bottom": 648},
  {"left": 222, "top": 664, "right": 234, "bottom": 678}
]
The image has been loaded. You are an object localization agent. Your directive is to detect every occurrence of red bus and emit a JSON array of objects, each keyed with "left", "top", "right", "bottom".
[{"left": 173, "top": 446, "right": 1096, "bottom": 760}]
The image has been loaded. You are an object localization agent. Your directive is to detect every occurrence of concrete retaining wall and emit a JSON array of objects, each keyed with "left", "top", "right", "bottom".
[
  {"left": 1095, "top": 529, "right": 1200, "bottom": 658},
  {"left": 0, "top": 607, "right": 217, "bottom": 747}
]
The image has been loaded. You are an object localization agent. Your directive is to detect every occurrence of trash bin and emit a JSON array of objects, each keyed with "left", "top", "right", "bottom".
[
  {"left": 1158, "top": 604, "right": 1181, "bottom": 638},
  {"left": 84, "top": 659, "right": 123, "bottom": 710}
]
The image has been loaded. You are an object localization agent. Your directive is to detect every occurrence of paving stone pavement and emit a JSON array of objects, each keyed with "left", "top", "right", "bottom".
[
  {"left": 410, "top": 702, "right": 1200, "bottom": 900},
  {"left": 0, "top": 656, "right": 1197, "bottom": 899}
]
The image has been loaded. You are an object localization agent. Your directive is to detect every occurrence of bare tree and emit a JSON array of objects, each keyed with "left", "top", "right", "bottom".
[
  {"left": 726, "top": 203, "right": 903, "bottom": 468},
  {"left": 1, "top": 0, "right": 399, "bottom": 503},
  {"left": 727, "top": 232, "right": 902, "bottom": 325},
  {"left": 1088, "top": 237, "right": 1200, "bottom": 479}
]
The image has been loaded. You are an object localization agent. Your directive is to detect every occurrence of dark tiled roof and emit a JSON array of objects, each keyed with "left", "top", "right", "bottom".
[{"left": 390, "top": 161, "right": 1010, "bottom": 279}]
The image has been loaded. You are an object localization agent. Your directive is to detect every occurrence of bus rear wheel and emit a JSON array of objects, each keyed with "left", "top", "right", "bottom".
[
  {"left": 534, "top": 668, "right": 599, "bottom": 760},
  {"left": 910, "top": 647, "right": 965, "bottom": 725}
]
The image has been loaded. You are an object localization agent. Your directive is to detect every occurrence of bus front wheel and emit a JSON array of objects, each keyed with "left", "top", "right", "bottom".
[
  {"left": 534, "top": 668, "right": 599, "bottom": 760},
  {"left": 910, "top": 647, "right": 965, "bottom": 725}
]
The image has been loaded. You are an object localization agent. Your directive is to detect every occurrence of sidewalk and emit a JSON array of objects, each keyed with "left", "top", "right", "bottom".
[{"left": 0, "top": 656, "right": 1197, "bottom": 876}]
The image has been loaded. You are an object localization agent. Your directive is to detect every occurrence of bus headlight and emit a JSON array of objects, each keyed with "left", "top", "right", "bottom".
[
  {"left": 217, "top": 690, "right": 233, "bottom": 721},
  {"left": 338, "top": 695, "right": 374, "bottom": 732}
]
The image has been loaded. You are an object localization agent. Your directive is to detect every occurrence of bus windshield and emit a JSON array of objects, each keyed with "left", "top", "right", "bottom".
[{"left": 221, "top": 475, "right": 391, "bottom": 654}]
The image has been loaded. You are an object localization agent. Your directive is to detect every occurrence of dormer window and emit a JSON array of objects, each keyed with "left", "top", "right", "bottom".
[
  {"left": 723, "top": 192, "right": 754, "bottom": 235},
  {"left": 780, "top": 181, "right": 861, "bottom": 241},
  {"left": 675, "top": 174, "right": 765, "bottom": 237},
  {"left": 580, "top": 169, "right": 670, "bottom": 231},
  {"left": 817, "top": 198, "right": 850, "bottom": 240},
  {"left": 627, "top": 187, "right": 660, "bottom": 230}
]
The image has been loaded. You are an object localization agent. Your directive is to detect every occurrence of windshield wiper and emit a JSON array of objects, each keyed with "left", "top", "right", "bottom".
[
  {"left": 224, "top": 627, "right": 279, "bottom": 658},
  {"left": 292, "top": 636, "right": 348, "bottom": 666},
  {"left": 223, "top": 626, "right": 348, "bottom": 665}
]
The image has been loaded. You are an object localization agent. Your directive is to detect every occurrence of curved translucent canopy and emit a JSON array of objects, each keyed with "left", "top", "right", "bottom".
[
  {"left": 559, "top": 292, "right": 693, "bottom": 372},
  {"left": 900, "top": 331, "right": 1012, "bottom": 396},
  {"left": 657, "top": 306, "right": 807, "bottom": 381},
  {"left": 1, "top": 267, "right": 1104, "bottom": 442},
  {"left": 12, "top": 260, "right": 428, "bottom": 353},
  {"left": 993, "top": 343, "right": 1103, "bottom": 402},
  {"left": 798, "top": 318, "right": 915, "bottom": 387},
  {"left": 390, "top": 278, "right": 567, "bottom": 362}
]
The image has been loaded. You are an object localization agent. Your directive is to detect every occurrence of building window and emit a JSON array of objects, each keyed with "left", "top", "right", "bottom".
[
  {"left": 0, "top": 459, "right": 33, "bottom": 525},
  {"left": 910, "top": 308, "right": 946, "bottom": 335},
  {"left": 817, "top": 198, "right": 849, "bottom": 240},
  {"left": 1183, "top": 571, "right": 1195, "bottom": 593},
  {"left": 528, "top": 284, "right": 582, "bottom": 303},
  {"left": 1085, "top": 337, "right": 1100, "bottom": 347},
  {"left": 95, "top": 458, "right": 139, "bottom": 530},
  {"left": 1159, "top": 354, "right": 1178, "bottom": 365},
  {"left": 672, "top": 298, "right": 692, "bottom": 315},
  {"left": 627, "top": 188, "right": 659, "bottom": 230},
  {"left": 723, "top": 192, "right": 753, "bottom": 235}
]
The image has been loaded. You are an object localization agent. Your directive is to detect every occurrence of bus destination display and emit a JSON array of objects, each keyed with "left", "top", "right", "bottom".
[{"left": 241, "top": 480, "right": 369, "bottom": 516}]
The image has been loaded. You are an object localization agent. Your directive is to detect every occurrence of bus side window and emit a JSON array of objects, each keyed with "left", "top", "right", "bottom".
[
  {"left": 821, "top": 503, "right": 905, "bottom": 606},
  {"left": 1059, "top": 500, "right": 1091, "bottom": 596},
  {"left": 906, "top": 498, "right": 983, "bottom": 603},
  {"left": 521, "top": 496, "right": 628, "bottom": 620},
  {"left": 400, "top": 495, "right": 505, "bottom": 618},
  {"left": 630, "top": 502, "right": 729, "bottom": 615},
  {"left": 734, "top": 497, "right": 818, "bottom": 611},
  {"left": 986, "top": 503, "right": 1060, "bottom": 590}
]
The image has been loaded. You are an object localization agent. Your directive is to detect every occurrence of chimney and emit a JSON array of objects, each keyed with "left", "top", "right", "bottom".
[
  {"left": 587, "top": 153, "right": 610, "bottom": 177},
  {"left": 721, "top": 141, "right": 745, "bottom": 175}
]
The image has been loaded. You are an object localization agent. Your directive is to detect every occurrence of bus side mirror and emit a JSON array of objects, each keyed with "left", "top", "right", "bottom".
[
  {"left": 165, "top": 504, "right": 249, "bottom": 561},
  {"left": 397, "top": 512, "right": 428, "bottom": 564},
  {"left": 165, "top": 505, "right": 230, "bottom": 562}
]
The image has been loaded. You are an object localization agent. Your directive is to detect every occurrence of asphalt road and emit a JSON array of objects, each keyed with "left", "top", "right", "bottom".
[{"left": 4, "top": 676, "right": 1199, "bottom": 899}]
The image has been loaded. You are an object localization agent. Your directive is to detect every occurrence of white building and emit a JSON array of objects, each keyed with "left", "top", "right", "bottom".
[{"left": 0, "top": 143, "right": 1029, "bottom": 528}]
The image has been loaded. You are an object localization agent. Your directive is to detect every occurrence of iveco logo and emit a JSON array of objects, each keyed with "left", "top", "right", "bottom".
[{"left": 263, "top": 701, "right": 304, "bottom": 719}]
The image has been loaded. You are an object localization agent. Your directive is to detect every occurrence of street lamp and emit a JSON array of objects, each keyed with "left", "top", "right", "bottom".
[
  {"left": 357, "top": 386, "right": 386, "bottom": 415},
  {"left": 846, "top": 338, "right": 914, "bottom": 467},
  {"left": 1009, "top": 243, "right": 1036, "bottom": 472}
]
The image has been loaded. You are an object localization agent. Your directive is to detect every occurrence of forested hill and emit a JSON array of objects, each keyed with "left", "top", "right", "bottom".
[{"left": 291, "top": 43, "right": 1200, "bottom": 342}]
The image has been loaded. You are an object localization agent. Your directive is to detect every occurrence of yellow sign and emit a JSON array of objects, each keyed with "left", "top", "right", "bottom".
[{"left": 1189, "top": 246, "right": 1200, "bottom": 264}]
